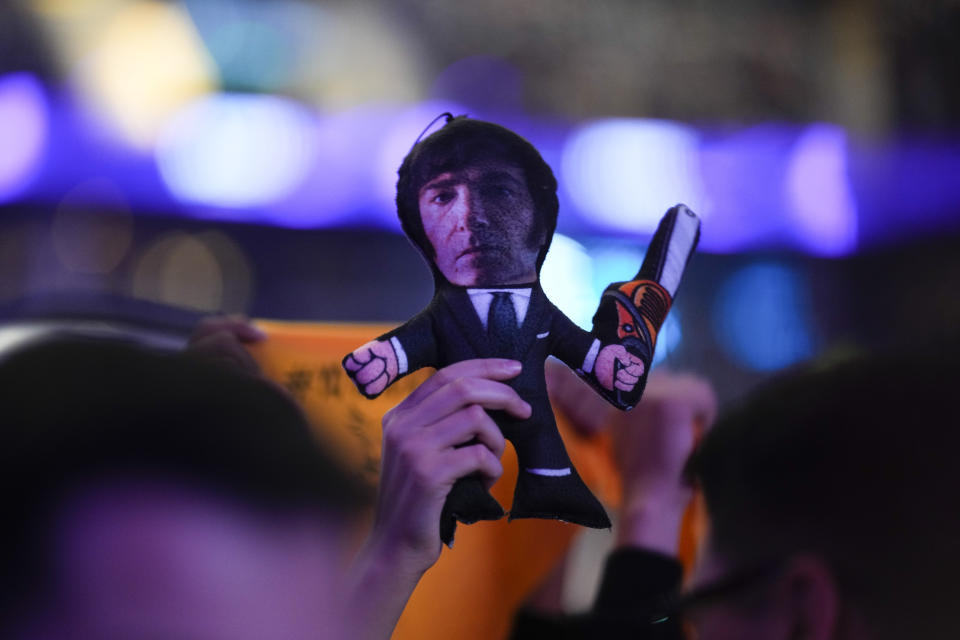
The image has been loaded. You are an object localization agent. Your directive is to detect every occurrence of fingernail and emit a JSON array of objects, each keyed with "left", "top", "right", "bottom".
[{"left": 505, "top": 360, "right": 521, "bottom": 373}]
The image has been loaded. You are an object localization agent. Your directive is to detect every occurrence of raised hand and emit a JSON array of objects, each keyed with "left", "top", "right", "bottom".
[
  {"left": 186, "top": 315, "right": 266, "bottom": 375},
  {"left": 343, "top": 339, "right": 400, "bottom": 398},
  {"left": 345, "top": 359, "right": 530, "bottom": 640},
  {"left": 371, "top": 358, "right": 529, "bottom": 566},
  {"left": 610, "top": 372, "right": 716, "bottom": 553}
]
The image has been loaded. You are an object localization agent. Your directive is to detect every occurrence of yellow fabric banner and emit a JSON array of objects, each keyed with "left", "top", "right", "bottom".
[{"left": 247, "top": 319, "right": 701, "bottom": 640}]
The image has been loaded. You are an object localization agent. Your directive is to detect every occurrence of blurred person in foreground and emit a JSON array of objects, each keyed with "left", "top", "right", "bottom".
[
  {"left": 677, "top": 346, "right": 960, "bottom": 640},
  {"left": 0, "top": 332, "right": 542, "bottom": 640},
  {"left": 510, "top": 345, "right": 960, "bottom": 639},
  {"left": 0, "top": 336, "right": 373, "bottom": 640}
]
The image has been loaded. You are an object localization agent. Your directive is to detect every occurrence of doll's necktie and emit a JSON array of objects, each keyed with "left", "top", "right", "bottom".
[{"left": 488, "top": 292, "right": 519, "bottom": 356}]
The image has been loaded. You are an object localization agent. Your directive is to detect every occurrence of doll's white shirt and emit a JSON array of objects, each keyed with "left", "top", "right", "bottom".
[
  {"left": 467, "top": 287, "right": 531, "bottom": 329},
  {"left": 390, "top": 287, "right": 599, "bottom": 375}
]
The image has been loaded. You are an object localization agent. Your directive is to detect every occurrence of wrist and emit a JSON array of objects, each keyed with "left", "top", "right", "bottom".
[
  {"left": 343, "top": 534, "right": 434, "bottom": 640},
  {"left": 362, "top": 533, "right": 433, "bottom": 581},
  {"left": 616, "top": 491, "right": 690, "bottom": 556}
]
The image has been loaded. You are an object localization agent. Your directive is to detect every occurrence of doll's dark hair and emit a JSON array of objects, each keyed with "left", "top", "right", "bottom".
[{"left": 396, "top": 116, "right": 559, "bottom": 273}]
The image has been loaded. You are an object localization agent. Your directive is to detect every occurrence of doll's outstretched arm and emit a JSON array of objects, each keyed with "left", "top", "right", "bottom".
[
  {"left": 549, "top": 206, "right": 698, "bottom": 409},
  {"left": 550, "top": 315, "right": 648, "bottom": 402},
  {"left": 589, "top": 204, "right": 701, "bottom": 409},
  {"left": 343, "top": 311, "right": 438, "bottom": 399}
]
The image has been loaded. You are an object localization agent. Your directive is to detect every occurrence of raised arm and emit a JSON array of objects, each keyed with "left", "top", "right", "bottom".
[
  {"left": 509, "top": 366, "right": 716, "bottom": 639},
  {"left": 345, "top": 358, "right": 531, "bottom": 640}
]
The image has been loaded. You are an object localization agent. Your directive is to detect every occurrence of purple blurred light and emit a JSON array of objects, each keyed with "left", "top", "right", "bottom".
[
  {"left": 785, "top": 125, "right": 858, "bottom": 256},
  {"left": 0, "top": 73, "right": 49, "bottom": 203},
  {"left": 2, "top": 79, "right": 958, "bottom": 255},
  {"left": 697, "top": 125, "right": 796, "bottom": 253},
  {"left": 850, "top": 138, "right": 960, "bottom": 245},
  {"left": 270, "top": 104, "right": 398, "bottom": 228}
]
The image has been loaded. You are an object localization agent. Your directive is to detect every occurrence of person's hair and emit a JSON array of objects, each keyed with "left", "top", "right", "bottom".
[
  {"left": 686, "top": 345, "right": 960, "bottom": 638},
  {"left": 0, "top": 336, "right": 369, "bottom": 628},
  {"left": 395, "top": 116, "right": 559, "bottom": 274}
]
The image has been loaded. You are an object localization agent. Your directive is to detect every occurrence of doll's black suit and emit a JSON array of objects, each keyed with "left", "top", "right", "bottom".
[{"left": 378, "top": 281, "right": 611, "bottom": 543}]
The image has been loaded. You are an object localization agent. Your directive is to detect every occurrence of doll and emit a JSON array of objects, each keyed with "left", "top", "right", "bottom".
[{"left": 344, "top": 116, "right": 699, "bottom": 544}]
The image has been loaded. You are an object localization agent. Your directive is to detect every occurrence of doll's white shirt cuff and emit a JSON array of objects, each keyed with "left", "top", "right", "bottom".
[
  {"left": 390, "top": 336, "right": 408, "bottom": 375},
  {"left": 582, "top": 339, "right": 601, "bottom": 374}
]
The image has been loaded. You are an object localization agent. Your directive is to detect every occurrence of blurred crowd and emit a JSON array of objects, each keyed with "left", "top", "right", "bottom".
[{"left": 1, "top": 315, "right": 958, "bottom": 639}]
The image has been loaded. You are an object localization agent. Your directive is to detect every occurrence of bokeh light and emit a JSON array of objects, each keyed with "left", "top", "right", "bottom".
[
  {"left": 296, "top": 2, "right": 426, "bottom": 111},
  {"left": 696, "top": 126, "right": 791, "bottom": 253},
  {"left": 785, "top": 124, "right": 858, "bottom": 256},
  {"left": 156, "top": 93, "right": 316, "bottom": 211},
  {"left": 28, "top": 0, "right": 141, "bottom": 20},
  {"left": 0, "top": 73, "right": 49, "bottom": 203},
  {"left": 652, "top": 312, "right": 682, "bottom": 366},
  {"left": 75, "top": 0, "right": 217, "bottom": 148},
  {"left": 194, "top": 230, "right": 254, "bottom": 313},
  {"left": 713, "top": 262, "right": 814, "bottom": 371},
  {"left": 184, "top": 0, "right": 306, "bottom": 93},
  {"left": 0, "top": 325, "right": 52, "bottom": 358},
  {"left": 540, "top": 233, "right": 596, "bottom": 329},
  {"left": 561, "top": 119, "right": 709, "bottom": 234},
  {"left": 132, "top": 232, "right": 221, "bottom": 311},
  {"left": 589, "top": 244, "right": 647, "bottom": 295},
  {"left": 51, "top": 178, "right": 133, "bottom": 274},
  {"left": 131, "top": 230, "right": 252, "bottom": 313}
]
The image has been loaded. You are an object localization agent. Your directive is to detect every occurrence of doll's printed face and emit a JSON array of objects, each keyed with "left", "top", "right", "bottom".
[{"left": 418, "top": 161, "right": 544, "bottom": 287}]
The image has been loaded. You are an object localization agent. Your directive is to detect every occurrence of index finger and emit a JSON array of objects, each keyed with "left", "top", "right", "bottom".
[{"left": 398, "top": 358, "right": 522, "bottom": 410}]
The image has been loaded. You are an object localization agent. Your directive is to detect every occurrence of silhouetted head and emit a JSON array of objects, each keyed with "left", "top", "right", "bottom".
[
  {"left": 0, "top": 337, "right": 368, "bottom": 639},
  {"left": 684, "top": 345, "right": 960, "bottom": 640}
]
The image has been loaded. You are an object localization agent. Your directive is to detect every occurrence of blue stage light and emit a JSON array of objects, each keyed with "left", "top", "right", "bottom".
[
  {"left": 589, "top": 244, "right": 646, "bottom": 297},
  {"left": 540, "top": 233, "right": 596, "bottom": 329},
  {"left": 713, "top": 262, "right": 814, "bottom": 371}
]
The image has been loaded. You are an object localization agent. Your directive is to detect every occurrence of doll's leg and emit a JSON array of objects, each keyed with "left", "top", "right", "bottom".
[
  {"left": 504, "top": 410, "right": 611, "bottom": 528},
  {"left": 440, "top": 472, "right": 504, "bottom": 546}
]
